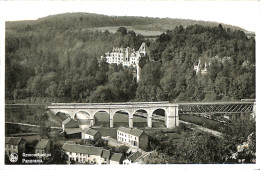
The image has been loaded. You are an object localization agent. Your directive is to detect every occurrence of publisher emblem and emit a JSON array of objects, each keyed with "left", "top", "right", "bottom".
[{"left": 9, "top": 153, "right": 18, "bottom": 163}]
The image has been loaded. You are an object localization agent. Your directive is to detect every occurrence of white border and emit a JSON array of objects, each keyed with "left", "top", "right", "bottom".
[{"left": 0, "top": 1, "right": 259, "bottom": 170}]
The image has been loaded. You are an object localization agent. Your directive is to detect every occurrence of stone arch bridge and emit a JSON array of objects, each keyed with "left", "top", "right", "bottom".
[
  {"left": 47, "top": 101, "right": 255, "bottom": 129},
  {"left": 47, "top": 101, "right": 179, "bottom": 128}
]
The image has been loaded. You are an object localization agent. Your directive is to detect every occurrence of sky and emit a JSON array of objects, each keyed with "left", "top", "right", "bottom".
[{"left": 0, "top": 1, "right": 260, "bottom": 32}]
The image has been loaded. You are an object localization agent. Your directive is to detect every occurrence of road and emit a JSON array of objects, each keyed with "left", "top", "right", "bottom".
[
  {"left": 180, "top": 120, "right": 223, "bottom": 138},
  {"left": 5, "top": 121, "right": 62, "bottom": 129}
]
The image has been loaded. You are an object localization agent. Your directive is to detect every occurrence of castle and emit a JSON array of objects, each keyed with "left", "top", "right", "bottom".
[
  {"left": 194, "top": 59, "right": 210, "bottom": 75},
  {"left": 101, "top": 43, "right": 147, "bottom": 82}
]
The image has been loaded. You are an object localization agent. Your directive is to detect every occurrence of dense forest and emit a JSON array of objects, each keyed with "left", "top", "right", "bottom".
[{"left": 5, "top": 13, "right": 255, "bottom": 103}]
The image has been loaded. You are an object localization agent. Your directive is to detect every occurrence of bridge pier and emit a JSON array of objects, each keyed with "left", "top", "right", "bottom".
[
  {"left": 166, "top": 106, "right": 179, "bottom": 128},
  {"left": 129, "top": 117, "right": 133, "bottom": 128},
  {"left": 147, "top": 116, "right": 152, "bottom": 128},
  {"left": 90, "top": 119, "right": 95, "bottom": 127},
  {"left": 110, "top": 118, "right": 113, "bottom": 128}
]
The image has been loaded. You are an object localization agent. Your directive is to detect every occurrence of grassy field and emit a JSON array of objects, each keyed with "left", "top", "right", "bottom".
[
  {"left": 179, "top": 114, "right": 224, "bottom": 131},
  {"left": 5, "top": 104, "right": 47, "bottom": 124},
  {"left": 88, "top": 26, "right": 163, "bottom": 37}
]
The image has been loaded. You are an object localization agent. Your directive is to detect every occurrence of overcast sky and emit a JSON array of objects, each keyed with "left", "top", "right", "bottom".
[{"left": 0, "top": 1, "right": 259, "bottom": 32}]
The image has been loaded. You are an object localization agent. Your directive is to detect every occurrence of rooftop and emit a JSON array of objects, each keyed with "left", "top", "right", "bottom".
[
  {"left": 117, "top": 127, "right": 144, "bottom": 137},
  {"left": 62, "top": 143, "right": 105, "bottom": 156},
  {"left": 5, "top": 137, "right": 11, "bottom": 144},
  {"left": 65, "top": 128, "right": 82, "bottom": 135},
  {"left": 128, "top": 151, "right": 142, "bottom": 162},
  {"left": 56, "top": 112, "right": 70, "bottom": 121},
  {"left": 63, "top": 118, "right": 79, "bottom": 128},
  {"left": 110, "top": 153, "right": 123, "bottom": 162},
  {"left": 129, "top": 128, "right": 144, "bottom": 137},
  {"left": 36, "top": 139, "right": 49, "bottom": 149},
  {"left": 82, "top": 128, "right": 99, "bottom": 136},
  {"left": 117, "top": 126, "right": 131, "bottom": 134},
  {"left": 6, "top": 137, "right": 25, "bottom": 145},
  {"left": 101, "top": 150, "right": 110, "bottom": 159}
]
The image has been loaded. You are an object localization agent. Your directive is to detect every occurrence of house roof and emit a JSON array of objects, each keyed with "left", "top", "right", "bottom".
[
  {"left": 62, "top": 117, "right": 71, "bottom": 125},
  {"left": 5, "top": 137, "right": 11, "bottom": 144},
  {"left": 36, "top": 139, "right": 49, "bottom": 149},
  {"left": 56, "top": 112, "right": 70, "bottom": 121},
  {"left": 110, "top": 153, "right": 123, "bottom": 162},
  {"left": 82, "top": 128, "right": 99, "bottom": 136},
  {"left": 63, "top": 118, "right": 79, "bottom": 128},
  {"left": 7, "top": 137, "right": 24, "bottom": 145},
  {"left": 129, "top": 128, "right": 144, "bottom": 137},
  {"left": 65, "top": 128, "right": 82, "bottom": 135},
  {"left": 117, "top": 126, "right": 131, "bottom": 133},
  {"left": 128, "top": 151, "right": 142, "bottom": 162},
  {"left": 62, "top": 143, "right": 104, "bottom": 156},
  {"left": 101, "top": 150, "right": 110, "bottom": 159}
]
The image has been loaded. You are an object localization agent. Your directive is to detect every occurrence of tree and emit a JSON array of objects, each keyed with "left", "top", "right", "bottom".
[
  {"left": 117, "top": 27, "right": 127, "bottom": 36},
  {"left": 45, "top": 145, "right": 68, "bottom": 164}
]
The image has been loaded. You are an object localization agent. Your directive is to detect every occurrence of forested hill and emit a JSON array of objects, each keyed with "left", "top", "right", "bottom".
[
  {"left": 6, "top": 12, "right": 248, "bottom": 33},
  {"left": 5, "top": 13, "right": 255, "bottom": 103}
]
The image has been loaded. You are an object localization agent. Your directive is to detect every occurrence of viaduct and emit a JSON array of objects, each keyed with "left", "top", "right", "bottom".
[
  {"left": 47, "top": 101, "right": 255, "bottom": 129},
  {"left": 47, "top": 101, "right": 178, "bottom": 128}
]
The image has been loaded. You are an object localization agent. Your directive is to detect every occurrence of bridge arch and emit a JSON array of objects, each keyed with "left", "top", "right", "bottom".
[
  {"left": 112, "top": 109, "right": 130, "bottom": 128},
  {"left": 151, "top": 108, "right": 167, "bottom": 128},
  {"left": 132, "top": 109, "right": 149, "bottom": 128},
  {"left": 74, "top": 111, "right": 91, "bottom": 128},
  {"left": 93, "top": 110, "right": 110, "bottom": 127}
]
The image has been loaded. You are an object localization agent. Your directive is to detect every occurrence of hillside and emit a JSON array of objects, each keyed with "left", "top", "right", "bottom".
[
  {"left": 5, "top": 13, "right": 255, "bottom": 103},
  {"left": 6, "top": 12, "right": 248, "bottom": 35}
]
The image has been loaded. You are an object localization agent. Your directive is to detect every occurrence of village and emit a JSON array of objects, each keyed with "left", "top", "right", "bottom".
[{"left": 5, "top": 109, "right": 156, "bottom": 165}]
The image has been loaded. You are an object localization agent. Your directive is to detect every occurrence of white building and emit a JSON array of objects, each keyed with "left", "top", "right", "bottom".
[
  {"left": 62, "top": 143, "right": 111, "bottom": 164},
  {"left": 101, "top": 43, "right": 147, "bottom": 82},
  {"left": 117, "top": 127, "right": 148, "bottom": 149},
  {"left": 194, "top": 59, "right": 210, "bottom": 75}
]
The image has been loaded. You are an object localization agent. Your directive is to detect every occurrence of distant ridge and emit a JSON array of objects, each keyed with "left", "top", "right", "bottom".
[{"left": 6, "top": 12, "right": 250, "bottom": 34}]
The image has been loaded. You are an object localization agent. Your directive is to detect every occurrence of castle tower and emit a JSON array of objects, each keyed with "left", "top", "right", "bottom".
[{"left": 139, "top": 43, "right": 146, "bottom": 56}]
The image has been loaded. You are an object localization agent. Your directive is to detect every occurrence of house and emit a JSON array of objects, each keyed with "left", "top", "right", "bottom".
[
  {"left": 117, "top": 127, "right": 149, "bottom": 149},
  {"left": 82, "top": 128, "right": 101, "bottom": 142},
  {"left": 62, "top": 143, "right": 110, "bottom": 164},
  {"left": 123, "top": 151, "right": 142, "bottom": 164},
  {"left": 35, "top": 139, "right": 51, "bottom": 159},
  {"left": 62, "top": 118, "right": 79, "bottom": 131},
  {"left": 56, "top": 112, "right": 70, "bottom": 123},
  {"left": 64, "top": 128, "right": 82, "bottom": 138},
  {"left": 110, "top": 153, "right": 123, "bottom": 164},
  {"left": 5, "top": 137, "right": 27, "bottom": 156}
]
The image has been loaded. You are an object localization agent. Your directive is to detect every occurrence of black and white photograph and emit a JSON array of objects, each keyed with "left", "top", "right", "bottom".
[{"left": 0, "top": 0, "right": 259, "bottom": 169}]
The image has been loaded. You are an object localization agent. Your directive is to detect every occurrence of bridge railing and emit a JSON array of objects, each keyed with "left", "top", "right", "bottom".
[{"left": 178, "top": 102, "right": 254, "bottom": 114}]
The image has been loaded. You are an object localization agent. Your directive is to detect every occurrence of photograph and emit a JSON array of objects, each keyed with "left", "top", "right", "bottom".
[{"left": 1, "top": 0, "right": 259, "bottom": 168}]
